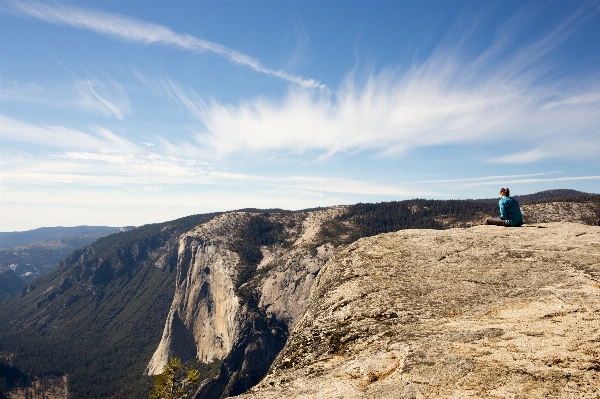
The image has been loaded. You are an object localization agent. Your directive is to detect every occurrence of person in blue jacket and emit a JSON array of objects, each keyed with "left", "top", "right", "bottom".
[{"left": 484, "top": 187, "right": 523, "bottom": 227}]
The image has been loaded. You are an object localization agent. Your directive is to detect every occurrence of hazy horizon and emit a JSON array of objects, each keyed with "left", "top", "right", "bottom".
[{"left": 1, "top": 188, "right": 598, "bottom": 233}]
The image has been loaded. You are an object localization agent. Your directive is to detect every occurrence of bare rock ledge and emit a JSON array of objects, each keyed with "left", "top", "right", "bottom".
[{"left": 236, "top": 223, "right": 600, "bottom": 399}]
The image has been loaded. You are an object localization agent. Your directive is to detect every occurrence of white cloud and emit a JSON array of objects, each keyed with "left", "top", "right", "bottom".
[
  {"left": 136, "top": 76, "right": 206, "bottom": 119},
  {"left": 5, "top": 0, "right": 325, "bottom": 90},
  {"left": 491, "top": 149, "right": 547, "bottom": 164},
  {"left": 465, "top": 175, "right": 600, "bottom": 186},
  {"left": 194, "top": 70, "right": 600, "bottom": 161},
  {"left": 416, "top": 172, "right": 560, "bottom": 184},
  {"left": 1, "top": 77, "right": 130, "bottom": 120},
  {"left": 283, "top": 176, "right": 436, "bottom": 197},
  {"left": 0, "top": 142, "right": 427, "bottom": 198},
  {"left": 5, "top": 3, "right": 597, "bottom": 171},
  {"left": 186, "top": 3, "right": 600, "bottom": 163},
  {"left": 76, "top": 79, "right": 129, "bottom": 120},
  {"left": 0, "top": 115, "right": 138, "bottom": 152},
  {"left": 0, "top": 81, "right": 47, "bottom": 103}
]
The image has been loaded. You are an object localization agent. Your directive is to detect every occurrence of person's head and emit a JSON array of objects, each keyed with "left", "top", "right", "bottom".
[{"left": 499, "top": 187, "right": 510, "bottom": 197}]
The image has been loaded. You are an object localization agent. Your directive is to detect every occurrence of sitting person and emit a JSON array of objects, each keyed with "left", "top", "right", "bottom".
[{"left": 484, "top": 187, "right": 523, "bottom": 227}]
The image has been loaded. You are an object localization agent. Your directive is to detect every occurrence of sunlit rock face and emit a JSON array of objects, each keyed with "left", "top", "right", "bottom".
[
  {"left": 146, "top": 236, "right": 240, "bottom": 374},
  {"left": 236, "top": 223, "right": 600, "bottom": 399},
  {"left": 146, "top": 209, "right": 344, "bottom": 396}
]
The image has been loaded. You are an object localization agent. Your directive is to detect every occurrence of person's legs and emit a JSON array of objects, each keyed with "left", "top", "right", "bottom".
[{"left": 484, "top": 217, "right": 507, "bottom": 226}]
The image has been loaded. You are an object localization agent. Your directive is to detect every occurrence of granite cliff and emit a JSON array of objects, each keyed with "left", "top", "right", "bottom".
[
  {"left": 236, "top": 223, "right": 600, "bottom": 398},
  {"left": 147, "top": 209, "right": 343, "bottom": 398}
]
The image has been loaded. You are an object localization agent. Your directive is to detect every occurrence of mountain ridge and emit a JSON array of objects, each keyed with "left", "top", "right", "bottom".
[{"left": 0, "top": 226, "right": 128, "bottom": 249}]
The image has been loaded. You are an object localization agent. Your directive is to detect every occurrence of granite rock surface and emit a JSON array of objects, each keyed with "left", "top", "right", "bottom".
[{"left": 236, "top": 223, "right": 600, "bottom": 399}]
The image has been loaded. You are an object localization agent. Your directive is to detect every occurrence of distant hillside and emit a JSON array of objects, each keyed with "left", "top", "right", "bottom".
[
  {"left": 514, "top": 189, "right": 600, "bottom": 204},
  {"left": 0, "top": 226, "right": 126, "bottom": 249},
  {"left": 0, "top": 228, "right": 133, "bottom": 301}
]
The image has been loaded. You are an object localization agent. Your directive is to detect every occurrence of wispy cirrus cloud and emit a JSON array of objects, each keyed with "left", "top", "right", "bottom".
[
  {"left": 283, "top": 176, "right": 436, "bottom": 197},
  {"left": 3, "top": 0, "right": 326, "bottom": 90},
  {"left": 464, "top": 175, "right": 600, "bottom": 187},
  {"left": 33, "top": 1, "right": 594, "bottom": 165},
  {"left": 193, "top": 70, "right": 600, "bottom": 162},
  {"left": 1, "top": 146, "right": 427, "bottom": 198},
  {"left": 415, "top": 172, "right": 561, "bottom": 184},
  {"left": 188, "top": 3, "right": 600, "bottom": 163},
  {"left": 1, "top": 77, "right": 130, "bottom": 120},
  {"left": 491, "top": 149, "right": 547, "bottom": 164},
  {"left": 0, "top": 115, "right": 138, "bottom": 152},
  {"left": 75, "top": 79, "right": 129, "bottom": 120},
  {"left": 134, "top": 74, "right": 206, "bottom": 119}
]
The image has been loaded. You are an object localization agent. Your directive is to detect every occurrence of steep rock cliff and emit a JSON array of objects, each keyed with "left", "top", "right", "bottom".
[
  {"left": 147, "top": 213, "right": 243, "bottom": 374},
  {"left": 238, "top": 223, "right": 600, "bottom": 399},
  {"left": 150, "top": 198, "right": 600, "bottom": 399},
  {"left": 147, "top": 209, "right": 343, "bottom": 397}
]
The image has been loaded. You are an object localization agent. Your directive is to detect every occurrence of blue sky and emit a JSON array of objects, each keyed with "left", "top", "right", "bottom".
[{"left": 1, "top": 0, "right": 599, "bottom": 231}]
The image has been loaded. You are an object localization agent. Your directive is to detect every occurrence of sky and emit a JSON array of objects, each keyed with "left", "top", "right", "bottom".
[{"left": 1, "top": 0, "right": 599, "bottom": 231}]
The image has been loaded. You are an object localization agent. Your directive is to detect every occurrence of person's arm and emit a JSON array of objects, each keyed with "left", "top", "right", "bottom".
[{"left": 499, "top": 198, "right": 507, "bottom": 220}]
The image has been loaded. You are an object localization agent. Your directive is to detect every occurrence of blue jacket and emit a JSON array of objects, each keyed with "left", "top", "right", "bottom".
[{"left": 499, "top": 196, "right": 523, "bottom": 226}]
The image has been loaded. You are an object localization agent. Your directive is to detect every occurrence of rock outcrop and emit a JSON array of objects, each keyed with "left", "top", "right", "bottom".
[
  {"left": 237, "top": 223, "right": 600, "bottom": 398},
  {"left": 147, "top": 209, "right": 343, "bottom": 397}
]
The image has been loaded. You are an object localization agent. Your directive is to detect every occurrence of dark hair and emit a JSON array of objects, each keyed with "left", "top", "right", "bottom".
[{"left": 500, "top": 187, "right": 510, "bottom": 197}]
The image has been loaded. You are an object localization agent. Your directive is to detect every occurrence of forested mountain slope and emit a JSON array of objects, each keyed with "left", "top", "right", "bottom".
[
  {"left": 474, "top": 189, "right": 592, "bottom": 204},
  {"left": 0, "top": 213, "right": 220, "bottom": 398}
]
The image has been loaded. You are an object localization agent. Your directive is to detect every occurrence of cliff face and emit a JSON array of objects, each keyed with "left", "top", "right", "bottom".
[
  {"left": 147, "top": 214, "right": 242, "bottom": 374},
  {"left": 257, "top": 209, "right": 338, "bottom": 327},
  {"left": 146, "top": 209, "right": 343, "bottom": 397},
  {"left": 237, "top": 223, "right": 600, "bottom": 399}
]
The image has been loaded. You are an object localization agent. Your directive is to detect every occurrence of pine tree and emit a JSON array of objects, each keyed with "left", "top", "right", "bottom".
[{"left": 149, "top": 358, "right": 199, "bottom": 399}]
